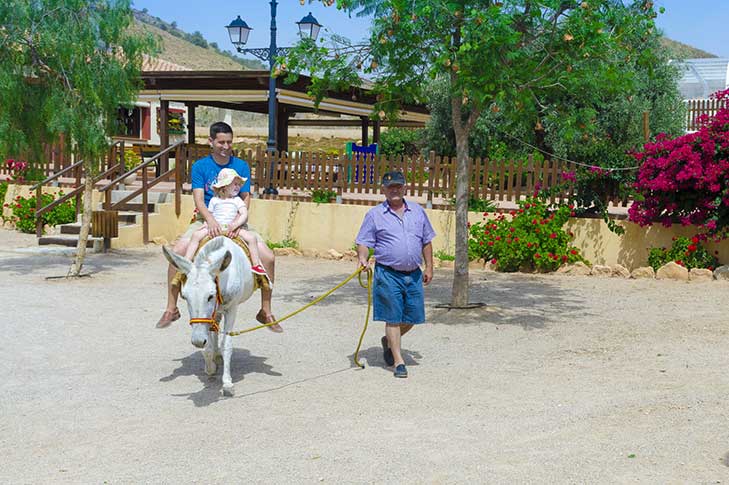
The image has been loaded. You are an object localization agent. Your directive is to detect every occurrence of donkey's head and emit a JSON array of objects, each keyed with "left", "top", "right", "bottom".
[{"left": 163, "top": 237, "right": 232, "bottom": 348}]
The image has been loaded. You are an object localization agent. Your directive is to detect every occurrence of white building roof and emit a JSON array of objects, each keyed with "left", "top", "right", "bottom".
[{"left": 675, "top": 58, "right": 729, "bottom": 99}]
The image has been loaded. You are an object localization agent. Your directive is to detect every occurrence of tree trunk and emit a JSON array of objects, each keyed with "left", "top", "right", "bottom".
[
  {"left": 452, "top": 132, "right": 470, "bottom": 307},
  {"left": 69, "top": 170, "right": 93, "bottom": 276},
  {"left": 450, "top": 92, "right": 470, "bottom": 308}
]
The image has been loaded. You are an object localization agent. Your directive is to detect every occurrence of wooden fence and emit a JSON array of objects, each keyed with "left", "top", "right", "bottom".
[
  {"left": 248, "top": 147, "right": 579, "bottom": 207},
  {"left": 686, "top": 98, "right": 726, "bottom": 132},
  {"left": 4, "top": 141, "right": 589, "bottom": 209}
]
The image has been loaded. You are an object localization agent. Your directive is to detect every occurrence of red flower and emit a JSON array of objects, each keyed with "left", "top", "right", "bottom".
[
  {"left": 491, "top": 258, "right": 497, "bottom": 264},
  {"left": 513, "top": 237, "right": 519, "bottom": 242},
  {"left": 479, "top": 241, "right": 484, "bottom": 246},
  {"left": 534, "top": 253, "right": 541, "bottom": 259},
  {"left": 562, "top": 255, "right": 568, "bottom": 262},
  {"left": 495, "top": 236, "right": 501, "bottom": 241},
  {"left": 549, "top": 233, "right": 556, "bottom": 239},
  {"left": 570, "top": 211, "right": 576, "bottom": 217},
  {"left": 488, "top": 241, "right": 494, "bottom": 246},
  {"left": 526, "top": 242, "right": 532, "bottom": 248},
  {"left": 691, "top": 236, "right": 699, "bottom": 244},
  {"left": 535, "top": 228, "right": 540, "bottom": 233},
  {"left": 675, "top": 260, "right": 683, "bottom": 266},
  {"left": 509, "top": 227, "right": 515, "bottom": 232},
  {"left": 532, "top": 219, "right": 538, "bottom": 225},
  {"left": 570, "top": 249, "right": 578, "bottom": 255},
  {"left": 687, "top": 244, "right": 697, "bottom": 252}
]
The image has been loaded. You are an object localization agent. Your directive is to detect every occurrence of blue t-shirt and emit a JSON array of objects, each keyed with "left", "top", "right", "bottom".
[{"left": 190, "top": 155, "right": 251, "bottom": 207}]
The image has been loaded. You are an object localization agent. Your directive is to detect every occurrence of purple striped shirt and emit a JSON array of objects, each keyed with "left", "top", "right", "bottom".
[{"left": 356, "top": 200, "right": 436, "bottom": 271}]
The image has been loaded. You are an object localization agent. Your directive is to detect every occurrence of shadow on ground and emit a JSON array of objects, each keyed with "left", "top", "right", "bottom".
[
  {"left": 0, "top": 248, "right": 158, "bottom": 276},
  {"left": 347, "top": 345, "right": 422, "bottom": 369},
  {"left": 278, "top": 268, "right": 588, "bottom": 331},
  {"left": 161, "top": 347, "right": 282, "bottom": 407}
]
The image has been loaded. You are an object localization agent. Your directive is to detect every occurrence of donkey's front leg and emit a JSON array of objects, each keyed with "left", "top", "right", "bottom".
[
  {"left": 220, "top": 307, "right": 238, "bottom": 397},
  {"left": 202, "top": 335, "right": 217, "bottom": 377}
]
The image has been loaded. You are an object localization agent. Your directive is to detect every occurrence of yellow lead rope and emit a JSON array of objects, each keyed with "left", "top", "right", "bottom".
[{"left": 227, "top": 266, "right": 373, "bottom": 369}]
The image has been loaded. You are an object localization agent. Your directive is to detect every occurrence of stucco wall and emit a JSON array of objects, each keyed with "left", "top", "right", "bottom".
[{"left": 6, "top": 184, "right": 729, "bottom": 269}]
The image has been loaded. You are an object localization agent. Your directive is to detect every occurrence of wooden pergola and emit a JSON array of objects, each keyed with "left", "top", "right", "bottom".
[{"left": 139, "top": 70, "right": 429, "bottom": 171}]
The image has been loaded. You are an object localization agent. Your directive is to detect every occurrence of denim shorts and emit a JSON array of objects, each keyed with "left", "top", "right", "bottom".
[{"left": 373, "top": 264, "right": 426, "bottom": 324}]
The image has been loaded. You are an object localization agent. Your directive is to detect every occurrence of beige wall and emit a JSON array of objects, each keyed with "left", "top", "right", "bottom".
[
  {"left": 247, "top": 199, "right": 729, "bottom": 270},
  {"left": 7, "top": 184, "right": 729, "bottom": 269}
]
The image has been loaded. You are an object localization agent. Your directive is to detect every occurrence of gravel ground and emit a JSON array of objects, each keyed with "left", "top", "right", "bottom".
[{"left": 1, "top": 227, "right": 728, "bottom": 484}]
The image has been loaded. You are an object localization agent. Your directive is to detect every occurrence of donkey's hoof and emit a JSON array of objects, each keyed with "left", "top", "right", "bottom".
[{"left": 222, "top": 385, "right": 235, "bottom": 397}]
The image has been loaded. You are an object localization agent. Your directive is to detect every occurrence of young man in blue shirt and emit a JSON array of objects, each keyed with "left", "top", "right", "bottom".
[{"left": 157, "top": 122, "right": 281, "bottom": 332}]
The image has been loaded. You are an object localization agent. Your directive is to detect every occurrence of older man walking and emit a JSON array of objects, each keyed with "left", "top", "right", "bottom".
[{"left": 355, "top": 171, "right": 435, "bottom": 378}]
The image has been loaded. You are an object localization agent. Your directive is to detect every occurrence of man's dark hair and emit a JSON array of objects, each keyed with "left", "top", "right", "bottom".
[{"left": 210, "top": 121, "right": 233, "bottom": 139}]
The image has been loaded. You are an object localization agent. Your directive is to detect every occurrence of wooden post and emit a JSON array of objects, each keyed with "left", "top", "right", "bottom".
[
  {"left": 360, "top": 116, "right": 369, "bottom": 146},
  {"left": 277, "top": 106, "right": 289, "bottom": 152},
  {"left": 142, "top": 163, "right": 149, "bottom": 244},
  {"left": 642, "top": 111, "right": 650, "bottom": 143},
  {"left": 427, "top": 151, "right": 437, "bottom": 206},
  {"left": 373, "top": 119, "right": 381, "bottom": 146},
  {"left": 35, "top": 184, "right": 43, "bottom": 237},
  {"left": 186, "top": 103, "right": 196, "bottom": 146},
  {"left": 175, "top": 143, "right": 182, "bottom": 217},
  {"left": 159, "top": 100, "right": 169, "bottom": 175}
]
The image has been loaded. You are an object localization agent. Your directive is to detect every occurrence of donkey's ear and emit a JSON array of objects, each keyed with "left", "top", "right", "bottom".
[
  {"left": 163, "top": 245, "right": 192, "bottom": 275},
  {"left": 217, "top": 250, "right": 233, "bottom": 273}
]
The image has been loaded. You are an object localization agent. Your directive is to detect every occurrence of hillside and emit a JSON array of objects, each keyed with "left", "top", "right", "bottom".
[
  {"left": 661, "top": 37, "right": 717, "bottom": 60},
  {"left": 132, "top": 10, "right": 263, "bottom": 71}
]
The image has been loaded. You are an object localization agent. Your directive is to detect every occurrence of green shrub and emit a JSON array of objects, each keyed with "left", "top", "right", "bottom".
[
  {"left": 311, "top": 189, "right": 337, "bottom": 204},
  {"left": 449, "top": 196, "right": 498, "bottom": 212},
  {"left": 124, "top": 149, "right": 142, "bottom": 171},
  {"left": 468, "top": 196, "right": 587, "bottom": 272},
  {"left": 379, "top": 128, "right": 422, "bottom": 156},
  {"left": 3, "top": 192, "right": 76, "bottom": 233},
  {"left": 434, "top": 250, "right": 454, "bottom": 261},
  {"left": 266, "top": 238, "right": 299, "bottom": 249},
  {"left": 0, "top": 181, "right": 7, "bottom": 206},
  {"left": 647, "top": 236, "right": 719, "bottom": 271}
]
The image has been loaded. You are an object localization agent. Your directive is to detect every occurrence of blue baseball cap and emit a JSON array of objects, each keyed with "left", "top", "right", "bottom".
[{"left": 381, "top": 171, "right": 406, "bottom": 186}]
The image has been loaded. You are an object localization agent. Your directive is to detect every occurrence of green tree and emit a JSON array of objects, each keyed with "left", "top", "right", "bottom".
[
  {"left": 421, "top": 6, "right": 685, "bottom": 214},
  {"left": 288, "top": 0, "right": 660, "bottom": 307},
  {"left": 0, "top": 0, "right": 156, "bottom": 275}
]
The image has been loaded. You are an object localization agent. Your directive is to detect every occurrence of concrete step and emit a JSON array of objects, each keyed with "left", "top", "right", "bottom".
[
  {"left": 117, "top": 202, "right": 157, "bottom": 213},
  {"left": 109, "top": 190, "right": 170, "bottom": 204},
  {"left": 60, "top": 221, "right": 135, "bottom": 235},
  {"left": 38, "top": 234, "right": 103, "bottom": 251}
]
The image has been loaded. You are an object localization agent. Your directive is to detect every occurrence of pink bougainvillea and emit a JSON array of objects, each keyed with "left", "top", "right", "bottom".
[{"left": 629, "top": 89, "right": 729, "bottom": 235}]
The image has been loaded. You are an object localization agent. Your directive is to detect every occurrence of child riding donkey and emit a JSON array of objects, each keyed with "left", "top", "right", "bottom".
[{"left": 184, "top": 167, "right": 269, "bottom": 278}]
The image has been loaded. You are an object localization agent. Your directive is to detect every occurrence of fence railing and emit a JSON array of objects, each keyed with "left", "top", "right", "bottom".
[
  {"left": 686, "top": 98, "right": 726, "bottom": 132},
  {"left": 247, "top": 147, "right": 580, "bottom": 208}
]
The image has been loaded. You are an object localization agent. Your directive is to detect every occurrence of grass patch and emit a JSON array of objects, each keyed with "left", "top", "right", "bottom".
[
  {"left": 267, "top": 238, "right": 299, "bottom": 250},
  {"left": 434, "top": 250, "right": 455, "bottom": 261}
]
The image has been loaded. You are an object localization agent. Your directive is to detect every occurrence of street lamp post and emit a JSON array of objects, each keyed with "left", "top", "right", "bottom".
[{"left": 227, "top": 3, "right": 322, "bottom": 153}]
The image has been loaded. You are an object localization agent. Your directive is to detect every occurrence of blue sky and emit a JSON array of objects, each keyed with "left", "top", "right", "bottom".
[{"left": 131, "top": 0, "right": 729, "bottom": 58}]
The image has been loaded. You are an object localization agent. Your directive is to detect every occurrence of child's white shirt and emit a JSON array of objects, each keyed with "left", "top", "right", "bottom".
[{"left": 208, "top": 196, "right": 246, "bottom": 228}]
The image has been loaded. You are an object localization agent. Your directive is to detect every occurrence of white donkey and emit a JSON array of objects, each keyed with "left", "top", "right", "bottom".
[{"left": 163, "top": 236, "right": 255, "bottom": 396}]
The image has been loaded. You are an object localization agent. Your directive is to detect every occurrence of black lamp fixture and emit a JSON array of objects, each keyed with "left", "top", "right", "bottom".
[{"left": 227, "top": 4, "right": 322, "bottom": 195}]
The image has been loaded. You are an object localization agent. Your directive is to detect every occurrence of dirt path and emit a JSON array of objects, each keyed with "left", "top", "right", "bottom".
[{"left": 1, "top": 228, "right": 728, "bottom": 483}]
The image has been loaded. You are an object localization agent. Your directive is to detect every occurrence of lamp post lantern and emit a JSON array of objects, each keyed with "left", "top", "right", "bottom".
[{"left": 226, "top": 3, "right": 322, "bottom": 153}]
